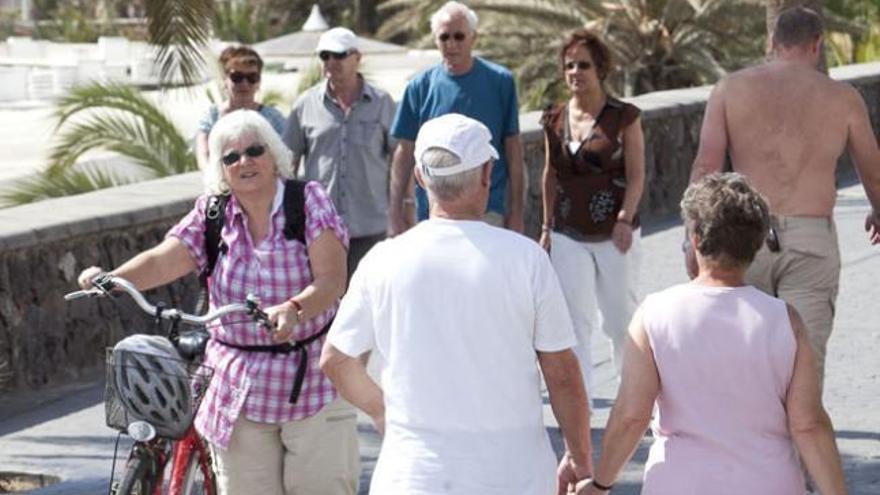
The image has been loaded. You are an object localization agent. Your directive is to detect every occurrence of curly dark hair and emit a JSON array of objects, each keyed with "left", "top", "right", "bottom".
[
  {"left": 559, "top": 29, "right": 612, "bottom": 81},
  {"left": 219, "top": 45, "right": 263, "bottom": 72},
  {"left": 681, "top": 173, "right": 770, "bottom": 269}
]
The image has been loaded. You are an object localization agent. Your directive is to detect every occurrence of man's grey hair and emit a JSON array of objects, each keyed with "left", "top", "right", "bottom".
[
  {"left": 419, "top": 147, "right": 484, "bottom": 201},
  {"left": 204, "top": 109, "right": 294, "bottom": 195},
  {"left": 430, "top": 1, "right": 478, "bottom": 34}
]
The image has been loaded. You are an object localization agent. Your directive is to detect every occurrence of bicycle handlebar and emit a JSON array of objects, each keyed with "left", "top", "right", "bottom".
[{"left": 64, "top": 274, "right": 272, "bottom": 328}]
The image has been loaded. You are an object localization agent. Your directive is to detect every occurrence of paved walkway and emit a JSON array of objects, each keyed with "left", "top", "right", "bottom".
[{"left": 0, "top": 182, "right": 877, "bottom": 494}]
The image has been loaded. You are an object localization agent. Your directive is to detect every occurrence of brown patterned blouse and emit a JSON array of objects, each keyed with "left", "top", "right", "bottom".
[{"left": 542, "top": 97, "right": 641, "bottom": 240}]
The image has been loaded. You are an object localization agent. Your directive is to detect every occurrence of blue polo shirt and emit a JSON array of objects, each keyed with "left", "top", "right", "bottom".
[{"left": 391, "top": 57, "right": 520, "bottom": 219}]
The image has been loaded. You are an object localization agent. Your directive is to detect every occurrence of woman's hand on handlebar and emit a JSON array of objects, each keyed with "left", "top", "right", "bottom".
[
  {"left": 77, "top": 266, "right": 107, "bottom": 290},
  {"left": 266, "top": 301, "right": 300, "bottom": 343}
]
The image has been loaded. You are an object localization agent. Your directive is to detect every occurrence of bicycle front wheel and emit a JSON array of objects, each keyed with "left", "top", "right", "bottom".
[{"left": 116, "top": 453, "right": 156, "bottom": 495}]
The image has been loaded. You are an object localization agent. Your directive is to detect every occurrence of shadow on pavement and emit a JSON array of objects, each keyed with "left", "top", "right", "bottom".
[
  {"left": 841, "top": 451, "right": 880, "bottom": 495},
  {"left": 0, "top": 377, "right": 103, "bottom": 436}
]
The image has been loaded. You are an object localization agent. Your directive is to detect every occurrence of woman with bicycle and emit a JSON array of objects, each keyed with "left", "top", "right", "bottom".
[{"left": 78, "top": 109, "right": 359, "bottom": 495}]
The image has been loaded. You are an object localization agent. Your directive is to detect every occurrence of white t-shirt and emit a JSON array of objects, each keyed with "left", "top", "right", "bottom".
[{"left": 329, "top": 218, "right": 576, "bottom": 495}]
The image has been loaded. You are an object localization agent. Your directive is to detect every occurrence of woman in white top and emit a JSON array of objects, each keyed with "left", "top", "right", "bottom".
[{"left": 578, "top": 173, "right": 846, "bottom": 495}]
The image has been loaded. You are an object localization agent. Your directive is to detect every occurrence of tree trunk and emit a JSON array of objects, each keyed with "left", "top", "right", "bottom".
[
  {"left": 765, "top": 0, "right": 827, "bottom": 72},
  {"left": 356, "top": 0, "right": 377, "bottom": 34}
]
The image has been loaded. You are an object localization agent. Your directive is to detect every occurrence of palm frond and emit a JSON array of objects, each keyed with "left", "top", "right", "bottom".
[
  {"left": 47, "top": 82, "right": 195, "bottom": 176},
  {"left": 146, "top": 0, "right": 212, "bottom": 87},
  {"left": 0, "top": 166, "right": 131, "bottom": 207}
]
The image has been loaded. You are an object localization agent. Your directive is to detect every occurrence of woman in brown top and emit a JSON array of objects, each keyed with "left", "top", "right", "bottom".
[{"left": 540, "top": 29, "right": 645, "bottom": 398}]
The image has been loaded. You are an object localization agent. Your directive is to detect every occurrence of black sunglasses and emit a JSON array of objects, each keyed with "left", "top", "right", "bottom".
[
  {"left": 318, "top": 51, "right": 351, "bottom": 62},
  {"left": 221, "top": 144, "right": 266, "bottom": 166},
  {"left": 228, "top": 71, "right": 260, "bottom": 84},
  {"left": 438, "top": 31, "right": 467, "bottom": 42},
  {"left": 565, "top": 61, "right": 593, "bottom": 71}
]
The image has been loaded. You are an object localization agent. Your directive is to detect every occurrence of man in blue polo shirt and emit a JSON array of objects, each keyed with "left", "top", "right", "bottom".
[{"left": 387, "top": 1, "right": 525, "bottom": 235}]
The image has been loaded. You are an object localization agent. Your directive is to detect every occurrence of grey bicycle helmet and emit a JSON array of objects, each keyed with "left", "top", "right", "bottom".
[{"left": 112, "top": 335, "right": 193, "bottom": 435}]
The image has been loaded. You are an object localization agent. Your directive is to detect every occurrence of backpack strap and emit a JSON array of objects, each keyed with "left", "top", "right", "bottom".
[
  {"left": 283, "top": 179, "right": 308, "bottom": 243},
  {"left": 195, "top": 193, "right": 230, "bottom": 314}
]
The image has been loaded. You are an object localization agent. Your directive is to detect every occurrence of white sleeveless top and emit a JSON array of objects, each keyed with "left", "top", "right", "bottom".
[{"left": 641, "top": 283, "right": 804, "bottom": 494}]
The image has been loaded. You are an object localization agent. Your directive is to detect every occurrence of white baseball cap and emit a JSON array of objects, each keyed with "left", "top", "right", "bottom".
[
  {"left": 415, "top": 114, "right": 498, "bottom": 177},
  {"left": 315, "top": 27, "right": 358, "bottom": 54}
]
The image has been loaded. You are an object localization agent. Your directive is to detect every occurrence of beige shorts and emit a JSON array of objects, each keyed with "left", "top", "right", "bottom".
[
  {"left": 745, "top": 216, "right": 840, "bottom": 387},
  {"left": 211, "top": 398, "right": 360, "bottom": 495}
]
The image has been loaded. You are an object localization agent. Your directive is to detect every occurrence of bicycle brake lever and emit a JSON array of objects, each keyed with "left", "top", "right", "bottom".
[{"left": 245, "top": 294, "right": 275, "bottom": 333}]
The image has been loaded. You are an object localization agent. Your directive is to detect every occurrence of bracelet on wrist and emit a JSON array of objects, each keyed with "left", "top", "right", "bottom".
[
  {"left": 591, "top": 478, "right": 614, "bottom": 491},
  {"left": 616, "top": 217, "right": 632, "bottom": 226},
  {"left": 541, "top": 223, "right": 552, "bottom": 232}
]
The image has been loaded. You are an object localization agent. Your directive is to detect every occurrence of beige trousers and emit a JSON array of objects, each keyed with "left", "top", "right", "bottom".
[
  {"left": 745, "top": 216, "right": 840, "bottom": 389},
  {"left": 211, "top": 398, "right": 360, "bottom": 495}
]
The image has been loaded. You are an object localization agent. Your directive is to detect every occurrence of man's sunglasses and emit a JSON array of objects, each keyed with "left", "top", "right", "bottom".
[
  {"left": 438, "top": 31, "right": 467, "bottom": 42},
  {"left": 565, "top": 61, "right": 593, "bottom": 71},
  {"left": 318, "top": 51, "right": 352, "bottom": 62},
  {"left": 221, "top": 144, "right": 266, "bottom": 166},
  {"left": 228, "top": 71, "right": 260, "bottom": 84}
]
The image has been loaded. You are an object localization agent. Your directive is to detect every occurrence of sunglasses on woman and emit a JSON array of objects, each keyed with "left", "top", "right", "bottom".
[
  {"left": 565, "top": 61, "right": 593, "bottom": 71},
  {"left": 318, "top": 51, "right": 352, "bottom": 62},
  {"left": 221, "top": 144, "right": 266, "bottom": 166},
  {"left": 228, "top": 71, "right": 260, "bottom": 84},
  {"left": 438, "top": 31, "right": 467, "bottom": 42}
]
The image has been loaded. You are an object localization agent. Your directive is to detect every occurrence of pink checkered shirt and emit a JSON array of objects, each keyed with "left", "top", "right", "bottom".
[{"left": 168, "top": 180, "right": 349, "bottom": 449}]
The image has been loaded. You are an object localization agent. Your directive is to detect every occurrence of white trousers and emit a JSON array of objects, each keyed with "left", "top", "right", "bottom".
[{"left": 549, "top": 231, "right": 642, "bottom": 398}]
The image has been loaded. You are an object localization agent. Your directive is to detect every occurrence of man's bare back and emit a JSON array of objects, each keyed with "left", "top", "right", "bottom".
[{"left": 693, "top": 60, "right": 876, "bottom": 217}]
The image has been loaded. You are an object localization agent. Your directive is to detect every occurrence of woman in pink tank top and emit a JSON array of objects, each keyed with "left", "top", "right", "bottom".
[{"left": 576, "top": 174, "right": 846, "bottom": 495}]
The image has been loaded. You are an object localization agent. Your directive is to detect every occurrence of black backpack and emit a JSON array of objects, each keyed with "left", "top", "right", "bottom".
[{"left": 195, "top": 179, "right": 307, "bottom": 313}]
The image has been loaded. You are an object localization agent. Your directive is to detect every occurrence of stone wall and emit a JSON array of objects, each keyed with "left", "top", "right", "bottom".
[{"left": 1, "top": 62, "right": 878, "bottom": 393}]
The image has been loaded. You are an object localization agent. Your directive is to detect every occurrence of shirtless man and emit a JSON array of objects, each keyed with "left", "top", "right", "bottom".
[{"left": 690, "top": 6, "right": 880, "bottom": 388}]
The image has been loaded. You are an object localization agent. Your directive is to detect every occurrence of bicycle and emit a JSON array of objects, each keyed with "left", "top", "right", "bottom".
[{"left": 65, "top": 275, "right": 272, "bottom": 495}]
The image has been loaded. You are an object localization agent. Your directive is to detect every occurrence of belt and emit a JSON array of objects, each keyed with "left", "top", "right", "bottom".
[{"left": 216, "top": 319, "right": 333, "bottom": 404}]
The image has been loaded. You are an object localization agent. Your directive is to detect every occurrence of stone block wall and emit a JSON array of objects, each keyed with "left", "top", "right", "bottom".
[{"left": 1, "top": 62, "right": 878, "bottom": 393}]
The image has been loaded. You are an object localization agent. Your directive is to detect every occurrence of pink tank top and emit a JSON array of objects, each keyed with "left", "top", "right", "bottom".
[{"left": 641, "top": 283, "right": 804, "bottom": 494}]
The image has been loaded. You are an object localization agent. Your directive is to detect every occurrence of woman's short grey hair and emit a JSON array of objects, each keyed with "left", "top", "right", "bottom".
[
  {"left": 680, "top": 173, "right": 770, "bottom": 269},
  {"left": 430, "top": 1, "right": 478, "bottom": 34},
  {"left": 419, "top": 147, "right": 484, "bottom": 202},
  {"left": 204, "top": 109, "right": 294, "bottom": 195}
]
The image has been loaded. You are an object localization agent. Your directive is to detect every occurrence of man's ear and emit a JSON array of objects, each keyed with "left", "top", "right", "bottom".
[
  {"left": 414, "top": 165, "right": 427, "bottom": 190},
  {"left": 481, "top": 160, "right": 493, "bottom": 187}
]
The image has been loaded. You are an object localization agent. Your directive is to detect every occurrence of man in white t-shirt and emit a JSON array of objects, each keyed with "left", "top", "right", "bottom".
[{"left": 320, "top": 113, "right": 593, "bottom": 495}]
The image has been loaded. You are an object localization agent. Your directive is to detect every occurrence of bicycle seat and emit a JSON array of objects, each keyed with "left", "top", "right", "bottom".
[{"left": 175, "top": 329, "right": 210, "bottom": 361}]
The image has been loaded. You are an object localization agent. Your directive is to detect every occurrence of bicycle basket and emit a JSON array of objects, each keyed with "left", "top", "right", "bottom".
[{"left": 104, "top": 347, "right": 213, "bottom": 440}]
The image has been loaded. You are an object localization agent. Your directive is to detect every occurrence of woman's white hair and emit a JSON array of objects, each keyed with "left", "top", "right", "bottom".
[
  {"left": 204, "top": 109, "right": 294, "bottom": 194},
  {"left": 430, "top": 1, "right": 478, "bottom": 34},
  {"left": 419, "top": 147, "right": 483, "bottom": 201}
]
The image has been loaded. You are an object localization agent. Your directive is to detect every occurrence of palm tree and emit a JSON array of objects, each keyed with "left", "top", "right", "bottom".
[
  {"left": 377, "top": 0, "right": 765, "bottom": 108},
  {"left": 145, "top": 0, "right": 213, "bottom": 87},
  {"left": 0, "top": 82, "right": 196, "bottom": 207}
]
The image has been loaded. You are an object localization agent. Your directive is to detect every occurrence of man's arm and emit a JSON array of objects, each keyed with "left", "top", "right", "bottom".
[
  {"left": 282, "top": 104, "right": 306, "bottom": 177},
  {"left": 843, "top": 86, "right": 880, "bottom": 244},
  {"left": 538, "top": 348, "right": 592, "bottom": 494},
  {"left": 690, "top": 79, "right": 730, "bottom": 183},
  {"left": 504, "top": 134, "right": 525, "bottom": 233},
  {"left": 320, "top": 343, "right": 385, "bottom": 434},
  {"left": 389, "top": 140, "right": 415, "bottom": 236}
]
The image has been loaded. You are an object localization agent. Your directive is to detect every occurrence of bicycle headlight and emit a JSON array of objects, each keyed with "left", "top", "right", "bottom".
[{"left": 127, "top": 420, "right": 157, "bottom": 442}]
